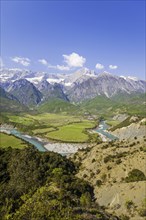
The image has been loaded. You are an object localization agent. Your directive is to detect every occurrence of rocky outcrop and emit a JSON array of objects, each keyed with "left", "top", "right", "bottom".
[{"left": 111, "top": 119, "right": 146, "bottom": 140}]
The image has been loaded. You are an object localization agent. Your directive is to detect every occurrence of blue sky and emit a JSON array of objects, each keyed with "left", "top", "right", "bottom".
[{"left": 1, "top": 0, "right": 145, "bottom": 79}]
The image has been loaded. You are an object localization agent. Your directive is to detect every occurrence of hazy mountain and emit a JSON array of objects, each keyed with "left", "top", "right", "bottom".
[
  {"left": 8, "top": 79, "right": 43, "bottom": 106},
  {"left": 0, "top": 68, "right": 145, "bottom": 105},
  {"left": 0, "top": 86, "right": 28, "bottom": 112},
  {"left": 63, "top": 68, "right": 97, "bottom": 87},
  {"left": 67, "top": 71, "right": 146, "bottom": 102},
  {"left": 37, "top": 79, "right": 68, "bottom": 101}
]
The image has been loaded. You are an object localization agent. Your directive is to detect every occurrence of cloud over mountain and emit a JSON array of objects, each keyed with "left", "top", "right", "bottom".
[
  {"left": 63, "top": 52, "right": 86, "bottom": 68},
  {"left": 95, "top": 63, "right": 104, "bottom": 69},
  {"left": 11, "top": 57, "right": 31, "bottom": 66},
  {"left": 109, "top": 65, "right": 118, "bottom": 69},
  {"left": 38, "top": 59, "right": 48, "bottom": 65}
]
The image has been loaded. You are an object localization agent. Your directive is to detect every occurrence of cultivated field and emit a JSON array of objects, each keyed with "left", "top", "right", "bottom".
[
  {"left": 5, "top": 113, "right": 97, "bottom": 143},
  {"left": 0, "top": 132, "right": 28, "bottom": 149}
]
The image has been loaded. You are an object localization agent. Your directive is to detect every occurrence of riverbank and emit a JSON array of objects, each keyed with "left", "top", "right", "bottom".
[
  {"left": 44, "top": 142, "right": 88, "bottom": 154},
  {"left": 92, "top": 120, "right": 118, "bottom": 141},
  {"left": 0, "top": 124, "right": 89, "bottom": 154}
]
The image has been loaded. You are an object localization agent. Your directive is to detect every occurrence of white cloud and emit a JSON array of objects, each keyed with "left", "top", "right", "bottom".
[
  {"left": 11, "top": 56, "right": 31, "bottom": 66},
  {"left": 95, "top": 63, "right": 104, "bottom": 69},
  {"left": 0, "top": 57, "right": 4, "bottom": 69},
  {"left": 38, "top": 59, "right": 48, "bottom": 65},
  {"left": 63, "top": 52, "right": 86, "bottom": 67},
  {"left": 56, "top": 65, "right": 70, "bottom": 71},
  {"left": 109, "top": 65, "right": 118, "bottom": 69}
]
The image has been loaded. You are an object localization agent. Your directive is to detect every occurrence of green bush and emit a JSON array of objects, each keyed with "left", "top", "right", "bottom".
[
  {"left": 96, "top": 180, "right": 102, "bottom": 187},
  {"left": 125, "top": 169, "right": 146, "bottom": 182}
]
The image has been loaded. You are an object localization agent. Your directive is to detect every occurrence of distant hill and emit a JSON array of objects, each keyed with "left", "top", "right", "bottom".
[
  {"left": 80, "top": 93, "right": 146, "bottom": 117},
  {"left": 0, "top": 86, "right": 28, "bottom": 112},
  {"left": 37, "top": 98, "right": 80, "bottom": 114}
]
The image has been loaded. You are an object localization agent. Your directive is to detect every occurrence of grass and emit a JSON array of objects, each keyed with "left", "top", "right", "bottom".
[
  {"left": 45, "top": 121, "right": 95, "bottom": 142},
  {"left": 37, "top": 98, "right": 81, "bottom": 114},
  {"left": 106, "top": 120, "right": 120, "bottom": 127},
  {"left": 32, "top": 127, "right": 56, "bottom": 135},
  {"left": 110, "top": 116, "right": 131, "bottom": 131},
  {"left": 5, "top": 113, "right": 96, "bottom": 143},
  {"left": 26, "top": 113, "right": 82, "bottom": 127},
  {"left": 0, "top": 132, "right": 28, "bottom": 149},
  {"left": 8, "top": 115, "right": 35, "bottom": 126}
]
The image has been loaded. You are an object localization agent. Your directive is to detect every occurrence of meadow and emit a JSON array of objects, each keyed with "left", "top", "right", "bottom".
[
  {"left": 0, "top": 132, "right": 28, "bottom": 149},
  {"left": 4, "top": 113, "right": 97, "bottom": 143},
  {"left": 45, "top": 121, "right": 96, "bottom": 142}
]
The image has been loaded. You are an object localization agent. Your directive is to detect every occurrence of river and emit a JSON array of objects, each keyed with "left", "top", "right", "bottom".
[
  {"left": 94, "top": 120, "right": 118, "bottom": 141},
  {"left": 0, "top": 127, "right": 47, "bottom": 152},
  {"left": 0, "top": 127, "right": 87, "bottom": 154},
  {"left": 0, "top": 120, "right": 117, "bottom": 153}
]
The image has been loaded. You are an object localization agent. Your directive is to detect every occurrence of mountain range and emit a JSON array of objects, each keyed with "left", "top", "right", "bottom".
[{"left": 0, "top": 68, "right": 145, "bottom": 110}]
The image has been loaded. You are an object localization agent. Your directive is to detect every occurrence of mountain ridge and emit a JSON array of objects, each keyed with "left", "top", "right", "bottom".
[{"left": 0, "top": 68, "right": 145, "bottom": 109}]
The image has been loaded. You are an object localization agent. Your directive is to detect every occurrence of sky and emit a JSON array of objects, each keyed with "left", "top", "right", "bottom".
[{"left": 0, "top": 0, "right": 145, "bottom": 79}]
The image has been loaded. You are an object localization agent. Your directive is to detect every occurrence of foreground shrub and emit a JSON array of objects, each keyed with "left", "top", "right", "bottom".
[{"left": 125, "top": 169, "right": 146, "bottom": 182}]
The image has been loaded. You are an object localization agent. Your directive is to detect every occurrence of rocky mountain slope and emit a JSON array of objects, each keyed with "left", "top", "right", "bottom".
[
  {"left": 37, "top": 79, "right": 68, "bottom": 101},
  {"left": 72, "top": 135, "right": 146, "bottom": 219},
  {"left": 111, "top": 117, "right": 146, "bottom": 140},
  {"left": 67, "top": 71, "right": 146, "bottom": 102},
  {"left": 0, "top": 86, "right": 28, "bottom": 112},
  {"left": 1, "top": 68, "right": 146, "bottom": 103},
  {"left": 7, "top": 79, "right": 43, "bottom": 106}
]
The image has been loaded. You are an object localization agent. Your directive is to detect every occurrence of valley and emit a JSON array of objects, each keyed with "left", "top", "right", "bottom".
[
  {"left": 0, "top": 68, "right": 146, "bottom": 220},
  {"left": 1, "top": 1, "right": 145, "bottom": 219}
]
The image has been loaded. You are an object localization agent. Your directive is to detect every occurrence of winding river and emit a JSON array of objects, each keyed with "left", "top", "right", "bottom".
[
  {"left": 0, "top": 127, "right": 47, "bottom": 152},
  {"left": 0, "top": 120, "right": 118, "bottom": 153},
  {"left": 94, "top": 120, "right": 118, "bottom": 141}
]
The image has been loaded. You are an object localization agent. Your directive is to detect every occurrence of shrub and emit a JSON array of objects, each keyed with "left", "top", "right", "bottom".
[
  {"left": 104, "top": 155, "right": 113, "bottom": 163},
  {"left": 90, "top": 172, "right": 95, "bottom": 178},
  {"left": 107, "top": 165, "right": 112, "bottom": 170},
  {"left": 138, "top": 198, "right": 146, "bottom": 217},
  {"left": 116, "top": 159, "right": 122, "bottom": 164},
  {"left": 125, "top": 200, "right": 134, "bottom": 210},
  {"left": 83, "top": 174, "right": 87, "bottom": 178},
  {"left": 101, "top": 173, "right": 107, "bottom": 182},
  {"left": 120, "top": 214, "right": 130, "bottom": 220},
  {"left": 80, "top": 192, "right": 92, "bottom": 208},
  {"left": 96, "top": 169, "right": 101, "bottom": 174},
  {"left": 96, "top": 180, "right": 102, "bottom": 187},
  {"left": 139, "top": 208, "right": 146, "bottom": 217},
  {"left": 125, "top": 169, "right": 146, "bottom": 182}
]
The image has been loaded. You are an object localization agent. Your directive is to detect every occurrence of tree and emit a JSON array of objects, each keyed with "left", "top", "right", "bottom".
[{"left": 80, "top": 192, "right": 92, "bottom": 208}]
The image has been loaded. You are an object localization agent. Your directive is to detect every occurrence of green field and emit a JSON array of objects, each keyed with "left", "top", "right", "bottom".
[
  {"left": 0, "top": 132, "right": 28, "bottom": 149},
  {"left": 9, "top": 115, "right": 35, "bottom": 126},
  {"left": 3, "top": 113, "right": 97, "bottom": 143},
  {"left": 32, "top": 127, "right": 56, "bottom": 135},
  {"left": 45, "top": 121, "right": 95, "bottom": 142}
]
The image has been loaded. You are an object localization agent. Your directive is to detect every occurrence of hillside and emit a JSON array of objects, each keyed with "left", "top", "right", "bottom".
[
  {"left": 0, "top": 86, "right": 28, "bottom": 113},
  {"left": 80, "top": 93, "right": 146, "bottom": 117},
  {"left": 0, "top": 146, "right": 119, "bottom": 220},
  {"left": 110, "top": 118, "right": 146, "bottom": 140},
  {"left": 72, "top": 136, "right": 146, "bottom": 219},
  {"left": 37, "top": 98, "right": 81, "bottom": 114}
]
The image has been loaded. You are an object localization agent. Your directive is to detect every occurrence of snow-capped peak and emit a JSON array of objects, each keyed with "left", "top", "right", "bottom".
[{"left": 120, "top": 75, "right": 139, "bottom": 81}]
